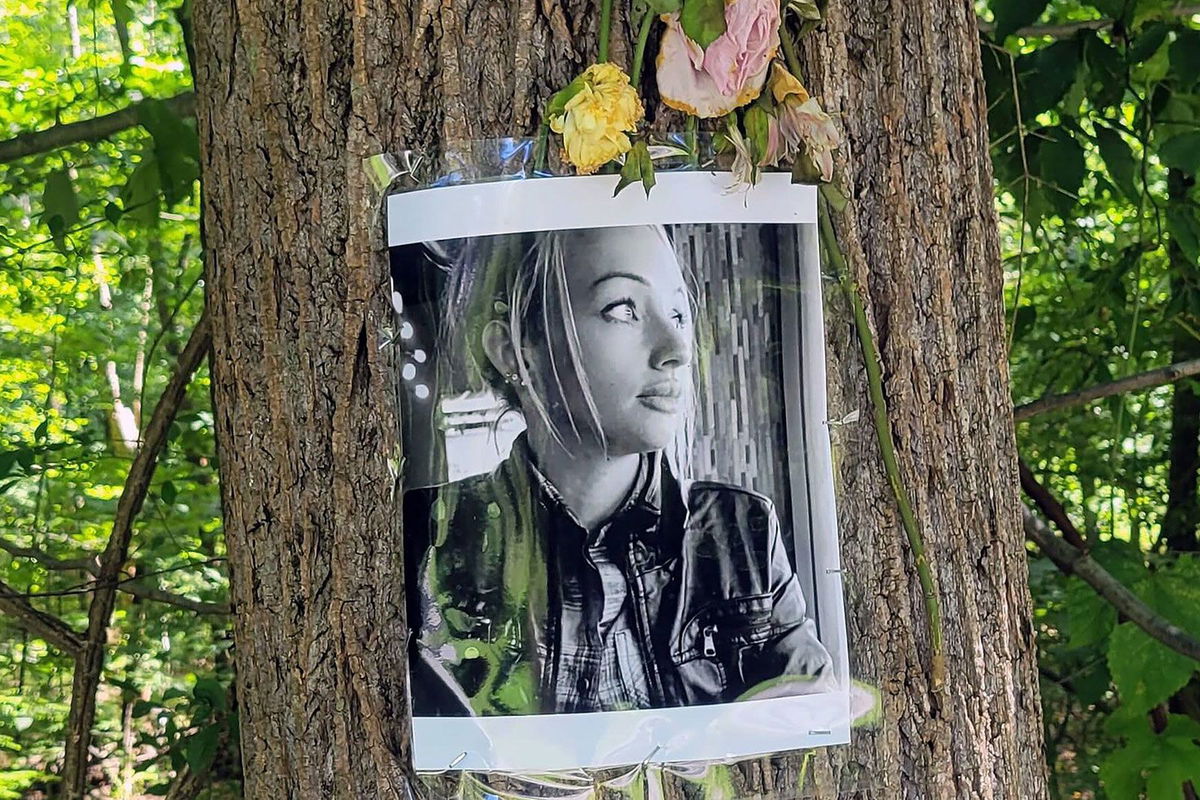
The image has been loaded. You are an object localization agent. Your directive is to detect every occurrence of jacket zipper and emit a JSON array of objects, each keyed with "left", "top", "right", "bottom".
[{"left": 702, "top": 624, "right": 718, "bottom": 658}]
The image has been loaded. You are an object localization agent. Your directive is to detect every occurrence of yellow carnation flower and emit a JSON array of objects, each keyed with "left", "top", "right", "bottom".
[{"left": 549, "top": 63, "right": 644, "bottom": 174}]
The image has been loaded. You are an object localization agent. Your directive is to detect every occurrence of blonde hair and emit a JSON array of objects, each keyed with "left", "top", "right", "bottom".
[{"left": 442, "top": 226, "right": 696, "bottom": 477}]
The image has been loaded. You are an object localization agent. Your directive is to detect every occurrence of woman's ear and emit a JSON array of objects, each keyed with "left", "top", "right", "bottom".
[{"left": 481, "top": 319, "right": 518, "bottom": 380}]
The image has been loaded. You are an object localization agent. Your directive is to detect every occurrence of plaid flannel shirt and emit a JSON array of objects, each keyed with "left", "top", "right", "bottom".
[{"left": 529, "top": 455, "right": 658, "bottom": 713}]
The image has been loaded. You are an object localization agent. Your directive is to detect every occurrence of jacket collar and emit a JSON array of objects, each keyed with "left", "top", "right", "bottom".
[{"left": 508, "top": 435, "right": 666, "bottom": 529}]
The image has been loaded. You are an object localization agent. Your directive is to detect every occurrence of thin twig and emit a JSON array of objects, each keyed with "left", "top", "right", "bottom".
[
  {"left": 0, "top": 535, "right": 228, "bottom": 614},
  {"left": 977, "top": 5, "right": 1200, "bottom": 39},
  {"left": 1019, "top": 460, "right": 1088, "bottom": 549},
  {"left": 1022, "top": 504, "right": 1200, "bottom": 662},
  {"left": 0, "top": 92, "right": 196, "bottom": 164},
  {"left": 1015, "top": 357, "right": 1200, "bottom": 420},
  {"left": 0, "top": 579, "right": 85, "bottom": 658},
  {"left": 60, "top": 309, "right": 212, "bottom": 799}
]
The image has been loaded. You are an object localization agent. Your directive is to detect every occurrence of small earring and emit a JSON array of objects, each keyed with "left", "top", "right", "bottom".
[{"left": 507, "top": 372, "right": 522, "bottom": 384}]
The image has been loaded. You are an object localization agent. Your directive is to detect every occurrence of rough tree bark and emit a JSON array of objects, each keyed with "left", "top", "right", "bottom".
[{"left": 192, "top": 0, "right": 1048, "bottom": 797}]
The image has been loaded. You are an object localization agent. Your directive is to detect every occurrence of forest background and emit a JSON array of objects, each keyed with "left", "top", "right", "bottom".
[{"left": 0, "top": 0, "right": 1198, "bottom": 797}]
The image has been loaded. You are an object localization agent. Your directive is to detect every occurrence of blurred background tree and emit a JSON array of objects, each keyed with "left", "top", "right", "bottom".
[{"left": 0, "top": 0, "right": 1196, "bottom": 796}]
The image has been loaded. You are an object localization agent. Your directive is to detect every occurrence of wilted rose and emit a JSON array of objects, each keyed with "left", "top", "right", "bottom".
[
  {"left": 656, "top": 0, "right": 780, "bottom": 119},
  {"left": 769, "top": 62, "right": 840, "bottom": 182},
  {"left": 724, "top": 113, "right": 783, "bottom": 192}
]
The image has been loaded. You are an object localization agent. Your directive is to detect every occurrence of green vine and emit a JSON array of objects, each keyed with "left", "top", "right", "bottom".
[
  {"left": 818, "top": 188, "right": 946, "bottom": 689},
  {"left": 631, "top": 9, "right": 654, "bottom": 85}
]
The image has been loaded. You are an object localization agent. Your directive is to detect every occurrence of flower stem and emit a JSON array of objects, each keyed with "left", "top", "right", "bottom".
[
  {"left": 817, "top": 189, "right": 946, "bottom": 690},
  {"left": 779, "top": 17, "right": 803, "bottom": 79},
  {"left": 534, "top": 119, "right": 551, "bottom": 173},
  {"left": 598, "top": 0, "right": 614, "bottom": 62},
  {"left": 631, "top": 10, "right": 654, "bottom": 85},
  {"left": 686, "top": 114, "right": 699, "bottom": 167}
]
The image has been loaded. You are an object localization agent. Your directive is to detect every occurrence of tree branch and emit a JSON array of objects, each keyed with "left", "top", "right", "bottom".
[
  {"left": 1022, "top": 504, "right": 1200, "bottom": 662},
  {"left": 0, "top": 579, "right": 84, "bottom": 659},
  {"left": 1018, "top": 460, "right": 1088, "bottom": 549},
  {"left": 0, "top": 534, "right": 229, "bottom": 615},
  {"left": 61, "top": 309, "right": 211, "bottom": 800},
  {"left": 978, "top": 5, "right": 1200, "bottom": 39},
  {"left": 1014, "top": 357, "right": 1200, "bottom": 421},
  {"left": 0, "top": 92, "right": 196, "bottom": 164}
]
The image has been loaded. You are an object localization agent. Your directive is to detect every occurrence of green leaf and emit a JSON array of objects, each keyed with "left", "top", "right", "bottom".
[
  {"left": 119, "top": 155, "right": 162, "bottom": 226},
  {"left": 638, "top": 145, "right": 656, "bottom": 196},
  {"left": 138, "top": 100, "right": 200, "bottom": 208},
  {"left": 680, "top": 0, "right": 726, "bottom": 50},
  {"left": 193, "top": 678, "right": 226, "bottom": 712},
  {"left": 104, "top": 202, "right": 123, "bottom": 225},
  {"left": 1159, "top": 132, "right": 1200, "bottom": 174},
  {"left": 1167, "top": 205, "right": 1200, "bottom": 266},
  {"left": 1128, "top": 21, "right": 1169, "bottom": 64},
  {"left": 990, "top": 0, "right": 1051, "bottom": 41},
  {"left": 614, "top": 141, "right": 655, "bottom": 198},
  {"left": 33, "top": 419, "right": 48, "bottom": 441},
  {"left": 1071, "top": 658, "right": 1112, "bottom": 707},
  {"left": 42, "top": 169, "right": 80, "bottom": 240},
  {"left": 163, "top": 687, "right": 190, "bottom": 702},
  {"left": 743, "top": 105, "right": 770, "bottom": 167},
  {"left": 1094, "top": 125, "right": 1140, "bottom": 201},
  {"left": 981, "top": 44, "right": 1017, "bottom": 140},
  {"left": 1066, "top": 577, "right": 1115, "bottom": 649},
  {"left": 160, "top": 480, "right": 177, "bottom": 504},
  {"left": 1013, "top": 305, "right": 1037, "bottom": 341},
  {"left": 1037, "top": 129, "right": 1086, "bottom": 217},
  {"left": 645, "top": 0, "right": 682, "bottom": 13},
  {"left": 1107, "top": 622, "right": 1198, "bottom": 714},
  {"left": 132, "top": 700, "right": 156, "bottom": 718},
  {"left": 545, "top": 72, "right": 587, "bottom": 120},
  {"left": 785, "top": 0, "right": 821, "bottom": 21},
  {"left": 1100, "top": 736, "right": 1146, "bottom": 800},
  {"left": 184, "top": 724, "right": 220, "bottom": 775},
  {"left": 1102, "top": 715, "right": 1200, "bottom": 800},
  {"left": 1083, "top": 32, "right": 1125, "bottom": 110},
  {"left": 1017, "top": 40, "right": 1083, "bottom": 120},
  {"left": 1171, "top": 30, "right": 1200, "bottom": 92}
]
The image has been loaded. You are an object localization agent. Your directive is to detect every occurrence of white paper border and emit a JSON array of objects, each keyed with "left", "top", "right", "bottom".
[
  {"left": 387, "top": 172, "right": 816, "bottom": 246},
  {"left": 388, "top": 173, "right": 848, "bottom": 772}
]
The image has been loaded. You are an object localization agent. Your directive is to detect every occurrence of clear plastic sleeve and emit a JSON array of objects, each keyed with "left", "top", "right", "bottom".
[{"left": 370, "top": 138, "right": 886, "bottom": 798}]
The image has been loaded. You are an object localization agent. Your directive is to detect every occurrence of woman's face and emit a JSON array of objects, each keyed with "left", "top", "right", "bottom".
[{"left": 533, "top": 226, "right": 693, "bottom": 457}]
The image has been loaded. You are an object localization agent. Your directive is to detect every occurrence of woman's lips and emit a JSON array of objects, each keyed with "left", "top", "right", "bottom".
[{"left": 638, "top": 381, "right": 681, "bottom": 413}]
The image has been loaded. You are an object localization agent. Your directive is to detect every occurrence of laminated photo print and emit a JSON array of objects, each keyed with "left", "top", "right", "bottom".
[{"left": 388, "top": 173, "right": 850, "bottom": 771}]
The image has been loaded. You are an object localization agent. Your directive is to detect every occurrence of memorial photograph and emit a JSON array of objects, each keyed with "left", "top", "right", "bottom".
[{"left": 387, "top": 174, "right": 850, "bottom": 770}]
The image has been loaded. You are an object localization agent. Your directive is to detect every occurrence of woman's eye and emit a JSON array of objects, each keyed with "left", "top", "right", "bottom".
[
  {"left": 601, "top": 300, "right": 638, "bottom": 323},
  {"left": 672, "top": 310, "right": 689, "bottom": 328}
]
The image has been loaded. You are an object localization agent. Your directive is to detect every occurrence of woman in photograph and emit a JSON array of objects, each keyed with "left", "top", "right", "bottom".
[{"left": 404, "top": 225, "right": 833, "bottom": 717}]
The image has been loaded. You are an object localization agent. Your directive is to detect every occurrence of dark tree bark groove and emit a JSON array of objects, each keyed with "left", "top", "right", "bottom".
[{"left": 193, "top": 0, "right": 1048, "bottom": 795}]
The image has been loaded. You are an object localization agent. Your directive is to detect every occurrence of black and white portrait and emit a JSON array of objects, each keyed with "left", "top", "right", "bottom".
[{"left": 388, "top": 174, "right": 849, "bottom": 771}]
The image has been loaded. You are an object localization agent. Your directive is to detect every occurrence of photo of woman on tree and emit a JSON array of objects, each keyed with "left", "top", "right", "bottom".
[{"left": 402, "top": 223, "right": 834, "bottom": 712}]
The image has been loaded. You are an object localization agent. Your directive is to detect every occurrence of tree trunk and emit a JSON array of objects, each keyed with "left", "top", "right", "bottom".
[
  {"left": 192, "top": 0, "right": 1048, "bottom": 797},
  {"left": 1163, "top": 168, "right": 1200, "bottom": 554}
]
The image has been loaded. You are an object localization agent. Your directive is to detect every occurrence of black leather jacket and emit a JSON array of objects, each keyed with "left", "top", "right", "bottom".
[{"left": 404, "top": 442, "right": 833, "bottom": 716}]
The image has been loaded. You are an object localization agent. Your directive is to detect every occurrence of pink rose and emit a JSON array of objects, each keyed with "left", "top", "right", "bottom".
[{"left": 656, "top": 0, "right": 780, "bottom": 119}]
